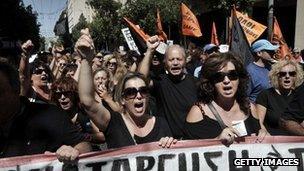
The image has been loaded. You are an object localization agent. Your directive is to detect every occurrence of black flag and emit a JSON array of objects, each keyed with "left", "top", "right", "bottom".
[{"left": 230, "top": 9, "right": 253, "bottom": 66}]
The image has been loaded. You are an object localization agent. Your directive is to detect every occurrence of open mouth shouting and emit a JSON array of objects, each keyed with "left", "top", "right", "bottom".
[
  {"left": 170, "top": 67, "right": 182, "bottom": 75},
  {"left": 282, "top": 79, "right": 293, "bottom": 88},
  {"left": 40, "top": 74, "right": 48, "bottom": 83},
  {"left": 59, "top": 100, "right": 71, "bottom": 110},
  {"left": 222, "top": 86, "right": 233, "bottom": 95},
  {"left": 134, "top": 101, "right": 145, "bottom": 113}
]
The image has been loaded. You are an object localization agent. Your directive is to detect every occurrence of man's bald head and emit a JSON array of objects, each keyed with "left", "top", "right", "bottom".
[
  {"left": 165, "top": 45, "right": 186, "bottom": 60},
  {"left": 164, "top": 45, "right": 186, "bottom": 76}
]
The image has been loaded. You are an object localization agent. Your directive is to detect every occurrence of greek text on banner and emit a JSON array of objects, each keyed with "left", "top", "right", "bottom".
[{"left": 0, "top": 136, "right": 303, "bottom": 170}]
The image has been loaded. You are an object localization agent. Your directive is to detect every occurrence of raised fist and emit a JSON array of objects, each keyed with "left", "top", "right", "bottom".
[
  {"left": 22, "top": 40, "right": 34, "bottom": 56},
  {"left": 146, "top": 35, "right": 160, "bottom": 51},
  {"left": 75, "top": 28, "right": 95, "bottom": 60}
]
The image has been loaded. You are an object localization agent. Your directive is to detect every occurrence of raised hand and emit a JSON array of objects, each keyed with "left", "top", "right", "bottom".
[
  {"left": 146, "top": 35, "right": 160, "bottom": 51},
  {"left": 21, "top": 40, "right": 34, "bottom": 56},
  {"left": 75, "top": 28, "right": 95, "bottom": 60},
  {"left": 97, "top": 84, "right": 110, "bottom": 100}
]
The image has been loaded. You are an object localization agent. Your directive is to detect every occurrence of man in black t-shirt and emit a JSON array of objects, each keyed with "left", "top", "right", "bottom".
[
  {"left": 281, "top": 83, "right": 304, "bottom": 135},
  {"left": 138, "top": 36, "right": 198, "bottom": 138},
  {"left": 0, "top": 62, "right": 91, "bottom": 160}
]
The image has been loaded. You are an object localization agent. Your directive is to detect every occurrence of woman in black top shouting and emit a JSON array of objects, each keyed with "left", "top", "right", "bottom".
[
  {"left": 77, "top": 28, "right": 175, "bottom": 149},
  {"left": 185, "top": 52, "right": 259, "bottom": 146},
  {"left": 255, "top": 60, "right": 304, "bottom": 136}
]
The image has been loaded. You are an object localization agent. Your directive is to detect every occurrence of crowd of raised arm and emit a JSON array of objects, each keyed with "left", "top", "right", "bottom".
[{"left": 1, "top": 28, "right": 304, "bottom": 164}]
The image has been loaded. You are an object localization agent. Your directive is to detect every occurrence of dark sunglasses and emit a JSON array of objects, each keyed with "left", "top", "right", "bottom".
[
  {"left": 54, "top": 91, "right": 73, "bottom": 98},
  {"left": 107, "top": 62, "right": 117, "bottom": 66},
  {"left": 32, "top": 68, "right": 46, "bottom": 75},
  {"left": 211, "top": 70, "right": 239, "bottom": 83},
  {"left": 122, "top": 86, "right": 149, "bottom": 99},
  {"left": 263, "top": 50, "right": 276, "bottom": 56},
  {"left": 278, "top": 71, "right": 296, "bottom": 78}
]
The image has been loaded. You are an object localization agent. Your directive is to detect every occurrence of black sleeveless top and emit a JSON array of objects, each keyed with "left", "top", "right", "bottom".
[
  {"left": 105, "top": 111, "right": 172, "bottom": 149},
  {"left": 184, "top": 104, "right": 260, "bottom": 140}
]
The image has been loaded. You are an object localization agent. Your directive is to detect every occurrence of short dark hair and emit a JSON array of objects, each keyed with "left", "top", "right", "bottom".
[
  {"left": 198, "top": 52, "right": 250, "bottom": 114},
  {"left": 0, "top": 61, "right": 20, "bottom": 94}
]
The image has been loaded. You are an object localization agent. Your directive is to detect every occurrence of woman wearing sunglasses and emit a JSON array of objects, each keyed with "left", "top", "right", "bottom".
[
  {"left": 255, "top": 60, "right": 304, "bottom": 139},
  {"left": 77, "top": 30, "right": 176, "bottom": 149},
  {"left": 185, "top": 52, "right": 259, "bottom": 146},
  {"left": 103, "top": 53, "right": 127, "bottom": 86},
  {"left": 51, "top": 77, "right": 105, "bottom": 148}
]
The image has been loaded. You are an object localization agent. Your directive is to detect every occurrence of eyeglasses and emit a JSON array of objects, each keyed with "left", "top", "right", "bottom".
[
  {"left": 107, "top": 62, "right": 117, "bottom": 66},
  {"left": 278, "top": 71, "right": 296, "bottom": 78},
  {"left": 211, "top": 70, "right": 239, "bottom": 83},
  {"left": 54, "top": 91, "right": 73, "bottom": 99},
  {"left": 122, "top": 86, "right": 149, "bottom": 99},
  {"left": 32, "top": 68, "right": 46, "bottom": 75}
]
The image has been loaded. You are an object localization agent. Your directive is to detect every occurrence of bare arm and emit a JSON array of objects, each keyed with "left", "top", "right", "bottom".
[
  {"left": 77, "top": 28, "right": 111, "bottom": 132},
  {"left": 137, "top": 35, "right": 160, "bottom": 77},
  {"left": 89, "top": 120, "right": 105, "bottom": 144},
  {"left": 19, "top": 54, "right": 30, "bottom": 96},
  {"left": 255, "top": 104, "right": 267, "bottom": 129},
  {"left": 103, "top": 96, "right": 123, "bottom": 112},
  {"left": 73, "top": 141, "right": 92, "bottom": 154},
  {"left": 280, "top": 119, "right": 304, "bottom": 135},
  {"left": 72, "top": 58, "right": 81, "bottom": 82},
  {"left": 19, "top": 40, "right": 34, "bottom": 96},
  {"left": 79, "top": 59, "right": 111, "bottom": 132}
]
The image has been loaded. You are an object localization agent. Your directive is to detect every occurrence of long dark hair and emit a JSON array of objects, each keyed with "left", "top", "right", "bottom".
[{"left": 198, "top": 52, "right": 250, "bottom": 114}]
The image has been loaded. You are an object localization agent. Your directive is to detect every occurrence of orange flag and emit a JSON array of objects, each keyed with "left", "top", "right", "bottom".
[
  {"left": 235, "top": 10, "right": 267, "bottom": 45},
  {"left": 271, "top": 17, "right": 291, "bottom": 59},
  {"left": 123, "top": 17, "right": 150, "bottom": 42},
  {"left": 181, "top": 3, "right": 202, "bottom": 37},
  {"left": 156, "top": 9, "right": 167, "bottom": 42},
  {"left": 211, "top": 22, "right": 219, "bottom": 45}
]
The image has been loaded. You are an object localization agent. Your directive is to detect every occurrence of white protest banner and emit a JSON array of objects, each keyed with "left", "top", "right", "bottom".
[
  {"left": 1, "top": 136, "right": 304, "bottom": 170},
  {"left": 121, "top": 28, "right": 140, "bottom": 54}
]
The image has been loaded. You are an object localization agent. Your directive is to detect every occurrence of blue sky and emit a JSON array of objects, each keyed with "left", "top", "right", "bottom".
[{"left": 23, "top": 0, "right": 67, "bottom": 38}]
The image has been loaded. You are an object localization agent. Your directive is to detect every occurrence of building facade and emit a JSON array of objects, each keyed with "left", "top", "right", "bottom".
[{"left": 67, "top": 0, "right": 95, "bottom": 33}]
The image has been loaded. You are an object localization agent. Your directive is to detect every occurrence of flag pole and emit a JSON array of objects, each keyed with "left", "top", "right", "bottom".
[{"left": 267, "top": 0, "right": 274, "bottom": 40}]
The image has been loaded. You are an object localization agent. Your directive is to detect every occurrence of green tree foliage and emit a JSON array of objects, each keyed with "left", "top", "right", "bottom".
[
  {"left": 71, "top": 14, "right": 89, "bottom": 43},
  {"left": 120, "top": 0, "right": 181, "bottom": 39},
  {"left": 205, "top": 0, "right": 254, "bottom": 13},
  {"left": 0, "top": 0, "right": 41, "bottom": 51},
  {"left": 87, "top": 0, "right": 123, "bottom": 51}
]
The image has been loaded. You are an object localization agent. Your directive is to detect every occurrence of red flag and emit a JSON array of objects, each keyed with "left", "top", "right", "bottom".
[
  {"left": 156, "top": 9, "right": 167, "bottom": 42},
  {"left": 271, "top": 17, "right": 291, "bottom": 59},
  {"left": 123, "top": 17, "right": 150, "bottom": 42},
  {"left": 211, "top": 22, "right": 219, "bottom": 45},
  {"left": 181, "top": 3, "right": 202, "bottom": 37}
]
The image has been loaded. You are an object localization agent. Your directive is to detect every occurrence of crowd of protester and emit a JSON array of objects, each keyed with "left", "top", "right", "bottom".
[{"left": 1, "top": 28, "right": 304, "bottom": 163}]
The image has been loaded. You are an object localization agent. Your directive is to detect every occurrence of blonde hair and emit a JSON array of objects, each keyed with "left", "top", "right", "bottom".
[
  {"left": 269, "top": 60, "right": 304, "bottom": 89},
  {"left": 103, "top": 52, "right": 127, "bottom": 85}
]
